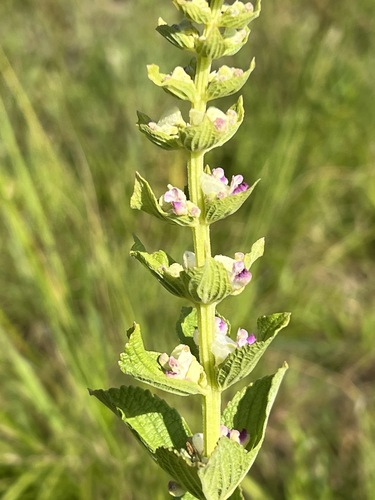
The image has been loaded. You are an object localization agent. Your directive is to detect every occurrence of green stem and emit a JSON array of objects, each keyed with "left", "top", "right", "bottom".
[{"left": 187, "top": 2, "right": 225, "bottom": 457}]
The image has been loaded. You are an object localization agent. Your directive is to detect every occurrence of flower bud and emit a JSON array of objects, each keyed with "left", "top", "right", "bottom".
[{"left": 168, "top": 481, "right": 186, "bottom": 497}]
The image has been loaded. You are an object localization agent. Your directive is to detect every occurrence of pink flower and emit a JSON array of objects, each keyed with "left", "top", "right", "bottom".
[
  {"left": 160, "top": 184, "right": 201, "bottom": 218},
  {"left": 201, "top": 167, "right": 249, "bottom": 200}
]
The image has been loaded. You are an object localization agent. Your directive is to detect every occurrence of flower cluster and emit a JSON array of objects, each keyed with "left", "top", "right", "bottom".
[
  {"left": 186, "top": 427, "right": 250, "bottom": 462},
  {"left": 160, "top": 184, "right": 201, "bottom": 217},
  {"left": 214, "top": 252, "right": 252, "bottom": 291},
  {"left": 169, "top": 424, "right": 250, "bottom": 496},
  {"left": 194, "top": 316, "right": 256, "bottom": 365},
  {"left": 211, "top": 317, "right": 256, "bottom": 365},
  {"left": 202, "top": 167, "right": 249, "bottom": 200},
  {"left": 159, "top": 344, "right": 205, "bottom": 384},
  {"left": 220, "top": 425, "right": 250, "bottom": 447}
]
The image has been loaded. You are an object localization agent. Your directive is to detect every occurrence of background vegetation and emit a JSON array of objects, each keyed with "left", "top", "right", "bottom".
[{"left": 1, "top": 0, "right": 374, "bottom": 498}]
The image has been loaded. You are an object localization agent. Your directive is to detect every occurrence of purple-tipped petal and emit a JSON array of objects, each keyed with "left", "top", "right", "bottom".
[
  {"left": 232, "top": 182, "right": 249, "bottom": 194},
  {"left": 212, "top": 167, "right": 228, "bottom": 185},
  {"left": 247, "top": 333, "right": 256, "bottom": 345},
  {"left": 236, "top": 328, "right": 249, "bottom": 347},
  {"left": 239, "top": 428, "right": 250, "bottom": 447},
  {"left": 171, "top": 201, "right": 188, "bottom": 215},
  {"left": 215, "top": 316, "right": 228, "bottom": 336}
]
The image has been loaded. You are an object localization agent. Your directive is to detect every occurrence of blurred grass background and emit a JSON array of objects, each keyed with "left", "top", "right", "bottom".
[{"left": 0, "top": 0, "right": 374, "bottom": 498}]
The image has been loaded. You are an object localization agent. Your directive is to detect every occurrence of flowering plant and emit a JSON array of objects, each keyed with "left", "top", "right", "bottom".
[{"left": 90, "top": 1, "right": 290, "bottom": 498}]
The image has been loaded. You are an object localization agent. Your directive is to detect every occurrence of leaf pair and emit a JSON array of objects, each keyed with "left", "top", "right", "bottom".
[
  {"left": 137, "top": 97, "right": 244, "bottom": 152},
  {"left": 118, "top": 309, "right": 290, "bottom": 396},
  {"left": 90, "top": 363, "right": 287, "bottom": 500},
  {"left": 129, "top": 237, "right": 264, "bottom": 305}
]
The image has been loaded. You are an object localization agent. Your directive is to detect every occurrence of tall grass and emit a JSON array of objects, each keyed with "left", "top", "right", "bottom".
[{"left": 0, "top": 0, "right": 374, "bottom": 498}]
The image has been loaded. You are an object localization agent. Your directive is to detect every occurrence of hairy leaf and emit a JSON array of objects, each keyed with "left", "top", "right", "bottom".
[
  {"left": 204, "top": 179, "right": 259, "bottom": 224},
  {"left": 185, "top": 258, "right": 232, "bottom": 304},
  {"left": 172, "top": 0, "right": 211, "bottom": 24},
  {"left": 130, "top": 172, "right": 198, "bottom": 226},
  {"left": 156, "top": 18, "right": 199, "bottom": 52},
  {"left": 198, "top": 437, "right": 249, "bottom": 500},
  {"left": 217, "top": 313, "right": 290, "bottom": 389},
  {"left": 176, "top": 307, "right": 199, "bottom": 358},
  {"left": 147, "top": 64, "right": 196, "bottom": 102},
  {"left": 222, "top": 365, "right": 288, "bottom": 472},
  {"left": 206, "top": 60, "right": 255, "bottom": 101},
  {"left": 219, "top": 0, "right": 261, "bottom": 29},
  {"left": 119, "top": 323, "right": 206, "bottom": 396},
  {"left": 180, "top": 97, "right": 244, "bottom": 152},
  {"left": 155, "top": 448, "right": 204, "bottom": 499},
  {"left": 244, "top": 237, "right": 265, "bottom": 269},
  {"left": 89, "top": 386, "right": 191, "bottom": 452}
]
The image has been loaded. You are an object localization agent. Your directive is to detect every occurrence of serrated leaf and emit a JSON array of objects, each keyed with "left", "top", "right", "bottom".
[
  {"left": 176, "top": 307, "right": 199, "bottom": 359},
  {"left": 119, "top": 323, "right": 206, "bottom": 396},
  {"left": 200, "top": 366, "right": 287, "bottom": 498},
  {"left": 206, "top": 59, "right": 255, "bottom": 101},
  {"left": 222, "top": 365, "right": 288, "bottom": 471},
  {"left": 137, "top": 111, "right": 183, "bottom": 150},
  {"left": 180, "top": 97, "right": 244, "bottom": 152},
  {"left": 131, "top": 239, "right": 239, "bottom": 305},
  {"left": 204, "top": 179, "right": 259, "bottom": 224},
  {"left": 217, "top": 313, "right": 290, "bottom": 389},
  {"left": 197, "top": 27, "right": 250, "bottom": 59},
  {"left": 185, "top": 258, "right": 232, "bottom": 304},
  {"left": 219, "top": 0, "right": 261, "bottom": 29},
  {"left": 228, "top": 487, "right": 245, "bottom": 500},
  {"left": 156, "top": 18, "right": 199, "bottom": 51},
  {"left": 147, "top": 64, "right": 196, "bottom": 102},
  {"left": 130, "top": 172, "right": 198, "bottom": 227},
  {"left": 198, "top": 437, "right": 249, "bottom": 500},
  {"left": 155, "top": 448, "right": 204, "bottom": 499},
  {"left": 172, "top": 0, "right": 211, "bottom": 24},
  {"left": 89, "top": 386, "right": 191, "bottom": 452},
  {"left": 130, "top": 240, "right": 189, "bottom": 299}
]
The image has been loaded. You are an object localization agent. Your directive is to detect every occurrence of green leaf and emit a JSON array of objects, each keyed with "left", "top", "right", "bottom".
[
  {"left": 198, "top": 437, "right": 249, "bottom": 500},
  {"left": 228, "top": 488, "right": 245, "bottom": 500},
  {"left": 219, "top": 0, "right": 261, "bottom": 29},
  {"left": 155, "top": 448, "right": 204, "bottom": 499},
  {"left": 130, "top": 172, "right": 198, "bottom": 227},
  {"left": 204, "top": 179, "right": 260, "bottom": 224},
  {"left": 137, "top": 109, "right": 184, "bottom": 150},
  {"left": 89, "top": 386, "right": 191, "bottom": 452},
  {"left": 147, "top": 64, "right": 196, "bottom": 102},
  {"left": 197, "top": 27, "right": 250, "bottom": 59},
  {"left": 185, "top": 257, "right": 232, "bottom": 304},
  {"left": 217, "top": 313, "right": 290, "bottom": 389},
  {"left": 244, "top": 237, "right": 265, "bottom": 269},
  {"left": 119, "top": 323, "right": 206, "bottom": 396},
  {"left": 90, "top": 387, "right": 205, "bottom": 498},
  {"left": 172, "top": 0, "right": 211, "bottom": 25},
  {"left": 180, "top": 97, "right": 244, "bottom": 152},
  {"left": 156, "top": 18, "right": 199, "bottom": 52},
  {"left": 130, "top": 239, "right": 189, "bottom": 299},
  {"left": 131, "top": 239, "right": 238, "bottom": 305},
  {"left": 206, "top": 60, "right": 255, "bottom": 101},
  {"left": 176, "top": 307, "right": 199, "bottom": 359},
  {"left": 182, "top": 493, "right": 200, "bottom": 500},
  {"left": 222, "top": 364, "right": 288, "bottom": 471}
]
